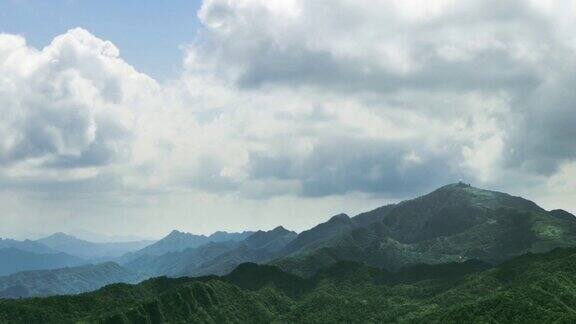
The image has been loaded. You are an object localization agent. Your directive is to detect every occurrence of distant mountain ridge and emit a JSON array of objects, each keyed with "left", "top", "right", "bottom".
[
  {"left": 36, "top": 233, "right": 153, "bottom": 259},
  {"left": 0, "top": 238, "right": 55, "bottom": 254},
  {"left": 124, "top": 241, "right": 240, "bottom": 278},
  {"left": 123, "top": 227, "right": 296, "bottom": 279},
  {"left": 182, "top": 226, "right": 297, "bottom": 277},
  {"left": 0, "top": 248, "right": 85, "bottom": 276},
  {"left": 121, "top": 230, "right": 254, "bottom": 263}
]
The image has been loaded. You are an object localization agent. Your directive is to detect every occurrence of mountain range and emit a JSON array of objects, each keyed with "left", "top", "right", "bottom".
[
  {"left": 123, "top": 226, "right": 296, "bottom": 278},
  {"left": 119, "top": 230, "right": 254, "bottom": 263},
  {"left": 0, "top": 248, "right": 85, "bottom": 277},
  {"left": 1, "top": 182, "right": 576, "bottom": 323},
  {"left": 37, "top": 233, "right": 154, "bottom": 259},
  {"left": 124, "top": 183, "right": 576, "bottom": 281},
  {"left": 0, "top": 233, "right": 154, "bottom": 277},
  {"left": 0, "top": 238, "right": 56, "bottom": 254}
]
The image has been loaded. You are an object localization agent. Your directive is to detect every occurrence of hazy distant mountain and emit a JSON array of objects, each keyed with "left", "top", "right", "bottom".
[
  {"left": 124, "top": 241, "right": 240, "bottom": 278},
  {"left": 0, "top": 248, "right": 85, "bottom": 276},
  {"left": 71, "top": 230, "right": 157, "bottom": 243},
  {"left": 122, "top": 230, "right": 254, "bottom": 263},
  {"left": 0, "top": 262, "right": 141, "bottom": 298},
  {"left": 208, "top": 231, "right": 254, "bottom": 242},
  {"left": 36, "top": 233, "right": 153, "bottom": 259},
  {"left": 0, "top": 239, "right": 55, "bottom": 254},
  {"left": 123, "top": 227, "right": 295, "bottom": 278},
  {"left": 272, "top": 183, "right": 576, "bottom": 277},
  {"left": 183, "top": 226, "right": 297, "bottom": 276}
]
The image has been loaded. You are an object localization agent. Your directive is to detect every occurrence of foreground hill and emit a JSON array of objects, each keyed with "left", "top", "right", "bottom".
[
  {"left": 4, "top": 247, "right": 576, "bottom": 322},
  {"left": 0, "top": 263, "right": 141, "bottom": 298},
  {"left": 272, "top": 183, "right": 576, "bottom": 277},
  {"left": 0, "top": 248, "right": 85, "bottom": 276}
]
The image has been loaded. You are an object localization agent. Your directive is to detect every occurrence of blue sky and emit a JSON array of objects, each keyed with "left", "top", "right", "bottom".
[{"left": 0, "top": 0, "right": 202, "bottom": 81}]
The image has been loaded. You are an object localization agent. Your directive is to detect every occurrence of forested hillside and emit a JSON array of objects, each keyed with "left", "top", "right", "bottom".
[{"left": 3, "top": 248, "right": 576, "bottom": 323}]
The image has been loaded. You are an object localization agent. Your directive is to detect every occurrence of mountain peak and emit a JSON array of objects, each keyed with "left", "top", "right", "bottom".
[
  {"left": 436, "top": 182, "right": 475, "bottom": 191},
  {"left": 48, "top": 232, "right": 77, "bottom": 239},
  {"left": 328, "top": 213, "right": 351, "bottom": 223},
  {"left": 272, "top": 226, "right": 290, "bottom": 233},
  {"left": 164, "top": 230, "right": 197, "bottom": 240},
  {"left": 37, "top": 232, "right": 82, "bottom": 245}
]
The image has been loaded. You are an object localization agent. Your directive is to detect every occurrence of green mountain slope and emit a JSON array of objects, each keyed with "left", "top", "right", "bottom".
[
  {"left": 0, "top": 262, "right": 141, "bottom": 298},
  {"left": 5, "top": 248, "right": 576, "bottom": 323},
  {"left": 272, "top": 183, "right": 576, "bottom": 277}
]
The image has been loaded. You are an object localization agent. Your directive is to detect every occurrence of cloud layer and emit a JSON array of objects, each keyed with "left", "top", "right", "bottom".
[{"left": 1, "top": 0, "right": 575, "bottom": 237}]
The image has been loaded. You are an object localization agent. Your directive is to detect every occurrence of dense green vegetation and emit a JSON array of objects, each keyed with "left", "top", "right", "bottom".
[{"left": 3, "top": 247, "right": 576, "bottom": 323}]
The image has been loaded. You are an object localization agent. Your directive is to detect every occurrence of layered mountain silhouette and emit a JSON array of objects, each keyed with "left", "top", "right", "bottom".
[
  {"left": 1, "top": 182, "right": 576, "bottom": 322},
  {"left": 123, "top": 241, "right": 239, "bottom": 278},
  {"left": 182, "top": 226, "right": 297, "bottom": 277},
  {"left": 0, "top": 248, "right": 85, "bottom": 276},
  {"left": 120, "top": 230, "right": 253, "bottom": 263},
  {"left": 37, "top": 233, "right": 153, "bottom": 259},
  {"left": 123, "top": 226, "right": 296, "bottom": 278},
  {"left": 0, "top": 238, "right": 56, "bottom": 254}
]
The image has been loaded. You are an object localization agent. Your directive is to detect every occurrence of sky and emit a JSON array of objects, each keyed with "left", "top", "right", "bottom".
[
  {"left": 0, "top": 0, "right": 203, "bottom": 81},
  {"left": 0, "top": 0, "right": 575, "bottom": 240}
]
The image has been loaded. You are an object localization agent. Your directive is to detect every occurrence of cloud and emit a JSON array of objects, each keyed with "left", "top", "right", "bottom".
[
  {"left": 0, "top": 29, "right": 155, "bottom": 168},
  {"left": 0, "top": 28, "right": 159, "bottom": 189},
  {"left": 182, "top": 0, "right": 576, "bottom": 193},
  {"left": 192, "top": 0, "right": 545, "bottom": 93},
  {"left": 1, "top": 0, "right": 576, "bottom": 236}
]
